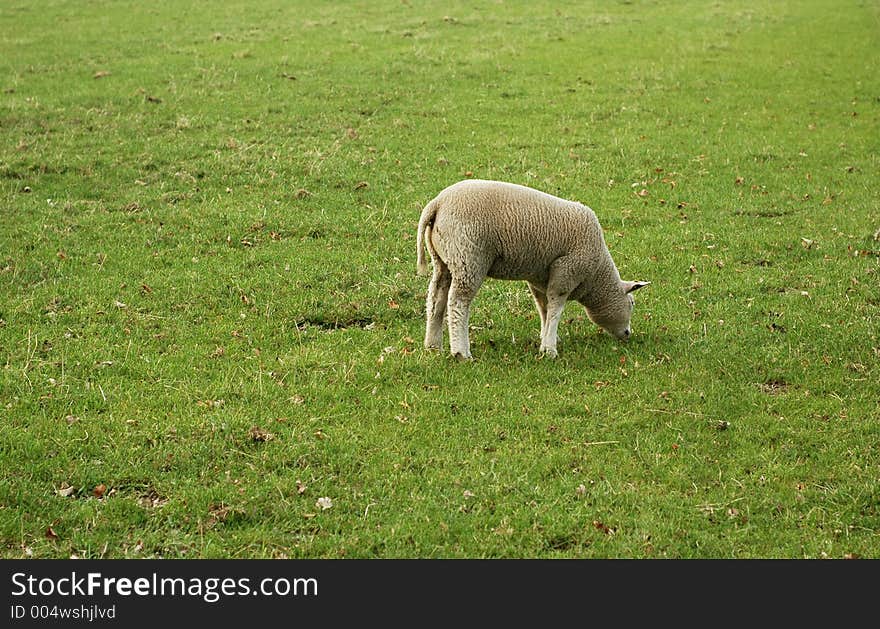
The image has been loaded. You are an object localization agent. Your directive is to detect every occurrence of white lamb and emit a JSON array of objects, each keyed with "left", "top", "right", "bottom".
[{"left": 416, "top": 179, "right": 649, "bottom": 359}]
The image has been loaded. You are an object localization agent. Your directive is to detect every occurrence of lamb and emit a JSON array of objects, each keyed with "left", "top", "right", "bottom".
[{"left": 416, "top": 179, "right": 649, "bottom": 359}]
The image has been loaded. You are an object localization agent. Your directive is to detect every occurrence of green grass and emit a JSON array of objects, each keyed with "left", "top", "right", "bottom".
[{"left": 1, "top": 0, "right": 878, "bottom": 558}]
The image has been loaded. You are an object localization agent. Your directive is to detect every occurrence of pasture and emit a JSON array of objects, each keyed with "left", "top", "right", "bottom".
[{"left": 0, "top": 0, "right": 878, "bottom": 558}]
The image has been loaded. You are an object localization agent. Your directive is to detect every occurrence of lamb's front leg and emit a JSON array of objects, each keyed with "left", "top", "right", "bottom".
[
  {"left": 540, "top": 257, "right": 587, "bottom": 358},
  {"left": 540, "top": 292, "right": 569, "bottom": 358}
]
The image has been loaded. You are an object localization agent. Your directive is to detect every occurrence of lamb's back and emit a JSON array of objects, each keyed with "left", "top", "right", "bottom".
[{"left": 435, "top": 180, "right": 601, "bottom": 281}]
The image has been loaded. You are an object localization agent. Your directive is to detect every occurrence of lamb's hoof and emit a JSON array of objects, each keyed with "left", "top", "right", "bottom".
[
  {"left": 452, "top": 351, "right": 473, "bottom": 362},
  {"left": 539, "top": 347, "right": 558, "bottom": 359},
  {"left": 424, "top": 343, "right": 442, "bottom": 352}
]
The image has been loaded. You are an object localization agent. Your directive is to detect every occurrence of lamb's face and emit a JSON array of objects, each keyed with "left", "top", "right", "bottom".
[
  {"left": 587, "top": 291, "right": 635, "bottom": 340},
  {"left": 585, "top": 280, "right": 650, "bottom": 341}
]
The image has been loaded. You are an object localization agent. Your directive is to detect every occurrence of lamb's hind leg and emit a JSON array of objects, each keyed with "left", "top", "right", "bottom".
[
  {"left": 425, "top": 261, "right": 451, "bottom": 350},
  {"left": 527, "top": 282, "right": 548, "bottom": 344},
  {"left": 446, "top": 272, "right": 485, "bottom": 361}
]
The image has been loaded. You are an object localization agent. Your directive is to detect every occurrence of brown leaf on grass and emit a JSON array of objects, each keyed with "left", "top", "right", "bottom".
[
  {"left": 205, "top": 502, "right": 233, "bottom": 528},
  {"left": 56, "top": 484, "right": 75, "bottom": 498},
  {"left": 294, "top": 188, "right": 312, "bottom": 199},
  {"left": 354, "top": 181, "right": 369, "bottom": 190},
  {"left": 140, "top": 283, "right": 153, "bottom": 294},
  {"left": 759, "top": 379, "right": 789, "bottom": 395},
  {"left": 208, "top": 503, "right": 230, "bottom": 519},
  {"left": 93, "top": 484, "right": 107, "bottom": 498},
  {"left": 45, "top": 527, "right": 59, "bottom": 541},
  {"left": 852, "top": 249, "right": 880, "bottom": 258},
  {"left": 93, "top": 71, "right": 111, "bottom": 79},
  {"left": 295, "top": 480, "right": 307, "bottom": 495},
  {"left": 139, "top": 489, "right": 168, "bottom": 509},
  {"left": 593, "top": 520, "right": 615, "bottom": 535},
  {"left": 206, "top": 503, "right": 244, "bottom": 527},
  {"left": 492, "top": 521, "right": 514, "bottom": 536},
  {"left": 248, "top": 426, "right": 274, "bottom": 443}
]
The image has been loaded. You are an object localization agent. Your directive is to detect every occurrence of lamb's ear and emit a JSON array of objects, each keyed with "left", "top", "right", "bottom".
[{"left": 622, "top": 280, "right": 651, "bottom": 294}]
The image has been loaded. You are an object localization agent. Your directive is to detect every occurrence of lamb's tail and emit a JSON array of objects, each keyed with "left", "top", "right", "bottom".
[{"left": 416, "top": 197, "right": 439, "bottom": 276}]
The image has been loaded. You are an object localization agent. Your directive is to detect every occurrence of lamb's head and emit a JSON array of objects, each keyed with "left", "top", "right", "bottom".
[{"left": 584, "top": 280, "right": 650, "bottom": 341}]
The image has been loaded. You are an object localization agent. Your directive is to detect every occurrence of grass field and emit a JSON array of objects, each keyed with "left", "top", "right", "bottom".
[{"left": 1, "top": 0, "right": 878, "bottom": 558}]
